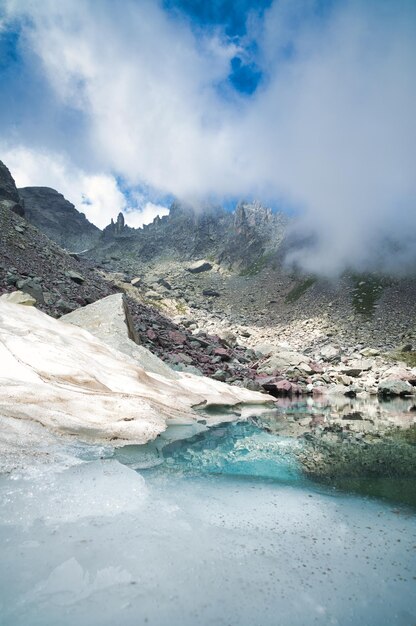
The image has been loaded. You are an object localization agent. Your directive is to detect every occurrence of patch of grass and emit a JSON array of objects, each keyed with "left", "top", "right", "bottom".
[
  {"left": 143, "top": 298, "right": 165, "bottom": 311},
  {"left": 285, "top": 277, "right": 316, "bottom": 304},
  {"left": 239, "top": 253, "right": 272, "bottom": 277},
  {"left": 351, "top": 273, "right": 387, "bottom": 317},
  {"left": 389, "top": 350, "right": 416, "bottom": 368},
  {"left": 175, "top": 301, "right": 187, "bottom": 314}
]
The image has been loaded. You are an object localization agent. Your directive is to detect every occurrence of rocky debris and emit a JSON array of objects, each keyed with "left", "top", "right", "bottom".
[
  {"left": 124, "top": 295, "right": 268, "bottom": 386},
  {"left": 19, "top": 186, "right": 100, "bottom": 252},
  {"left": 187, "top": 260, "right": 213, "bottom": 274},
  {"left": 0, "top": 198, "right": 115, "bottom": 318}
]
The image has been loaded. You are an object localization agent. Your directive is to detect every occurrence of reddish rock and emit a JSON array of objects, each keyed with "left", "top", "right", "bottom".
[
  {"left": 168, "top": 330, "right": 187, "bottom": 344},
  {"left": 262, "top": 379, "right": 302, "bottom": 397},
  {"left": 214, "top": 347, "right": 232, "bottom": 361},
  {"left": 146, "top": 329, "right": 157, "bottom": 341}
]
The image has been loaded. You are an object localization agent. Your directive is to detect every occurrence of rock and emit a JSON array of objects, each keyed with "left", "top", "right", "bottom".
[
  {"left": 171, "top": 363, "right": 203, "bottom": 376},
  {"left": 262, "top": 379, "right": 302, "bottom": 397},
  {"left": 157, "top": 278, "right": 172, "bottom": 290},
  {"left": 0, "top": 290, "right": 36, "bottom": 306},
  {"left": 61, "top": 293, "right": 177, "bottom": 379},
  {"left": 258, "top": 350, "right": 309, "bottom": 374},
  {"left": 186, "top": 260, "right": 213, "bottom": 274},
  {"left": 16, "top": 278, "right": 45, "bottom": 304},
  {"left": 214, "top": 347, "right": 232, "bottom": 361},
  {"left": 5, "top": 273, "right": 19, "bottom": 286},
  {"left": 202, "top": 289, "right": 220, "bottom": 297},
  {"left": 168, "top": 330, "right": 187, "bottom": 345},
  {"left": 145, "top": 290, "right": 161, "bottom": 300},
  {"left": 56, "top": 299, "right": 74, "bottom": 314},
  {"left": 212, "top": 370, "right": 227, "bottom": 381},
  {"left": 65, "top": 270, "right": 85, "bottom": 284},
  {"left": 378, "top": 379, "right": 415, "bottom": 397},
  {"left": 254, "top": 342, "right": 276, "bottom": 356},
  {"left": 131, "top": 277, "right": 142, "bottom": 288},
  {"left": 337, "top": 374, "right": 353, "bottom": 386},
  {"left": 360, "top": 347, "right": 380, "bottom": 357},
  {"left": 320, "top": 345, "right": 340, "bottom": 360},
  {"left": 341, "top": 359, "right": 373, "bottom": 377},
  {"left": 169, "top": 353, "right": 193, "bottom": 365}
]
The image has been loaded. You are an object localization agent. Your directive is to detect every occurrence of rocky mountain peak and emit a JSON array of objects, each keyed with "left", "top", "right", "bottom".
[
  {"left": 0, "top": 160, "right": 24, "bottom": 216},
  {"left": 234, "top": 200, "right": 273, "bottom": 232}
]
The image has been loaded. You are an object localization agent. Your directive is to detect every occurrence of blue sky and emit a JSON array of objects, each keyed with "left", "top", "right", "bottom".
[{"left": 0, "top": 0, "right": 415, "bottom": 273}]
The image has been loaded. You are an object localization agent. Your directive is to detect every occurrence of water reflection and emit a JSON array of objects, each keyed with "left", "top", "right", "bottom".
[{"left": 122, "top": 396, "right": 416, "bottom": 508}]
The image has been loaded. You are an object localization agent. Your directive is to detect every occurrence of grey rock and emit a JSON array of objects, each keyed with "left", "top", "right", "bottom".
[
  {"left": 187, "top": 260, "right": 213, "bottom": 273},
  {"left": 202, "top": 289, "right": 220, "bottom": 297},
  {"left": 16, "top": 278, "right": 45, "bottom": 304},
  {"left": 378, "top": 379, "right": 414, "bottom": 397},
  {"left": 65, "top": 270, "right": 85, "bottom": 284}
]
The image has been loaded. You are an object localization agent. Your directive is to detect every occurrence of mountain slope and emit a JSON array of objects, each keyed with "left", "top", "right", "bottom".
[{"left": 19, "top": 186, "right": 101, "bottom": 252}]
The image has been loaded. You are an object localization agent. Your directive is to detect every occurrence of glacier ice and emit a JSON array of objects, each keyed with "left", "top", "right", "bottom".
[{"left": 0, "top": 425, "right": 415, "bottom": 626}]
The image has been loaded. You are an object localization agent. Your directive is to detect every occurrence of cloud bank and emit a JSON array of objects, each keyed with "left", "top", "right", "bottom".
[{"left": 2, "top": 0, "right": 415, "bottom": 274}]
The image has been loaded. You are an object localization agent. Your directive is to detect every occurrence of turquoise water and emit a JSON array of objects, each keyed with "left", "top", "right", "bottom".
[{"left": 0, "top": 415, "right": 415, "bottom": 625}]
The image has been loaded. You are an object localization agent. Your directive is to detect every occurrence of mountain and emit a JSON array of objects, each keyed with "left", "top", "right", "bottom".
[
  {"left": 18, "top": 186, "right": 101, "bottom": 252},
  {"left": 1, "top": 157, "right": 414, "bottom": 356},
  {"left": 0, "top": 160, "right": 24, "bottom": 216},
  {"left": 90, "top": 200, "right": 287, "bottom": 271},
  {"left": 0, "top": 163, "right": 114, "bottom": 316}
]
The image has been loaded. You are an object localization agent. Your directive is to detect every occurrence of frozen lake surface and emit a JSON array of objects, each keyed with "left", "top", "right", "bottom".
[{"left": 0, "top": 421, "right": 415, "bottom": 626}]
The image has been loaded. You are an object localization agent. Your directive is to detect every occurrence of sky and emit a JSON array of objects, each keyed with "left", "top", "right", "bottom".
[{"left": 0, "top": 0, "right": 415, "bottom": 274}]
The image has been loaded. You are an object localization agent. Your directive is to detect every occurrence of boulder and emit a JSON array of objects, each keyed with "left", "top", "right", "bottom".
[
  {"left": 378, "top": 380, "right": 415, "bottom": 397},
  {"left": 340, "top": 359, "right": 373, "bottom": 377},
  {"left": 186, "top": 260, "right": 213, "bottom": 274},
  {"left": 61, "top": 293, "right": 176, "bottom": 379},
  {"left": 16, "top": 278, "right": 45, "bottom": 304},
  {"left": 320, "top": 345, "right": 340, "bottom": 361},
  {"left": 262, "top": 379, "right": 302, "bottom": 397},
  {"left": 65, "top": 270, "right": 85, "bottom": 284},
  {"left": 202, "top": 289, "right": 220, "bottom": 297},
  {"left": 360, "top": 347, "right": 380, "bottom": 357},
  {"left": 0, "top": 290, "right": 36, "bottom": 306},
  {"left": 258, "top": 350, "right": 309, "bottom": 374}
]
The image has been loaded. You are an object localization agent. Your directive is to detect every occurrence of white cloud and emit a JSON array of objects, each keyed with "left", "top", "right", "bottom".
[
  {"left": 125, "top": 203, "right": 169, "bottom": 229},
  {"left": 3, "top": 0, "right": 416, "bottom": 273}
]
